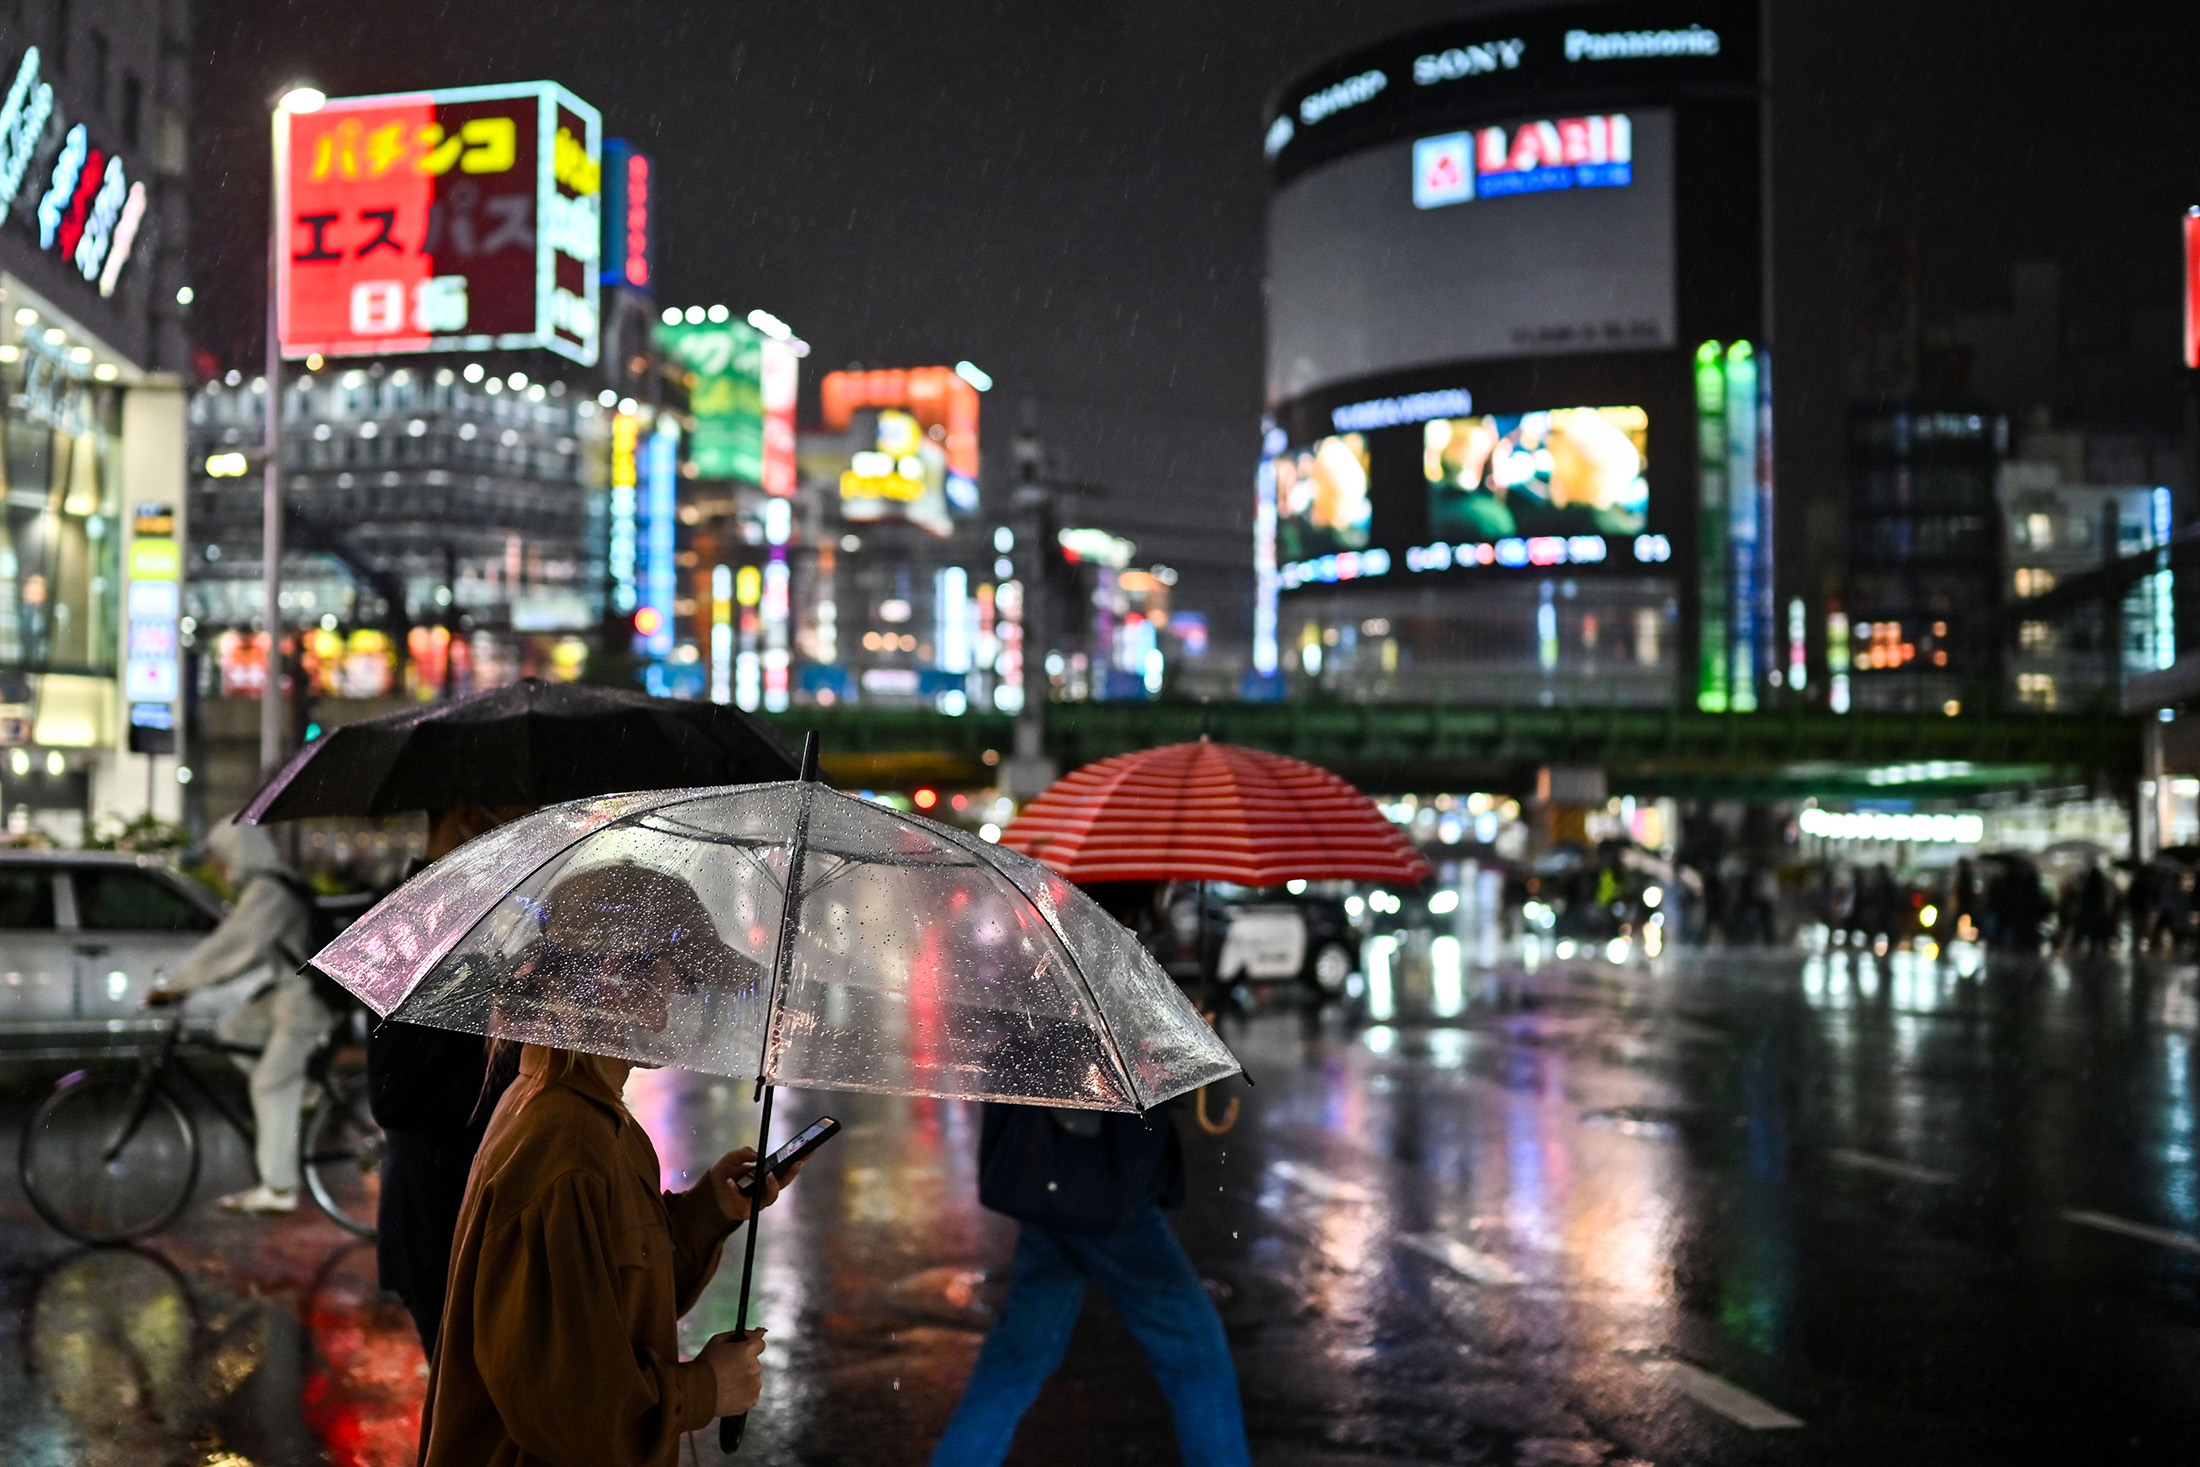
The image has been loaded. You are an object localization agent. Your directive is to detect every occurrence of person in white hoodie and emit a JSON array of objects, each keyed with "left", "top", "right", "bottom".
[{"left": 146, "top": 820, "right": 325, "bottom": 1213}]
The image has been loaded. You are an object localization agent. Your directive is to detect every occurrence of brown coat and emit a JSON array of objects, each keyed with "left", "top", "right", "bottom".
[{"left": 419, "top": 1047, "right": 734, "bottom": 1467}]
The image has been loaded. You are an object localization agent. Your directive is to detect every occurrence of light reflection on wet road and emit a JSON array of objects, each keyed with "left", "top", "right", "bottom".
[{"left": 5, "top": 943, "right": 2200, "bottom": 1464}]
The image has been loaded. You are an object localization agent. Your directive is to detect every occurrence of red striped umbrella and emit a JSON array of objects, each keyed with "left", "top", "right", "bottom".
[{"left": 1001, "top": 738, "right": 1432, "bottom": 887}]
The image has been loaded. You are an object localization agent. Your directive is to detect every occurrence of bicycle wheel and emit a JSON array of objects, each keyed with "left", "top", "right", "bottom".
[
  {"left": 303, "top": 1075, "right": 383, "bottom": 1238},
  {"left": 18, "top": 1070, "right": 200, "bottom": 1244}
]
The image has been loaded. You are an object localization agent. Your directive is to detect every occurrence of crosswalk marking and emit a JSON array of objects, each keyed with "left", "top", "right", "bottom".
[
  {"left": 1268, "top": 1160, "right": 1374, "bottom": 1203},
  {"left": 2063, "top": 1209, "right": 2200, "bottom": 1255},
  {"left": 1639, "top": 1358, "right": 1804, "bottom": 1430},
  {"left": 1398, "top": 1232, "right": 1525, "bottom": 1285},
  {"left": 1828, "top": 1148, "right": 1954, "bottom": 1186}
]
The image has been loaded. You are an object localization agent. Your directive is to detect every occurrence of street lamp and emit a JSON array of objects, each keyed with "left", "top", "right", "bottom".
[{"left": 262, "top": 83, "right": 322, "bottom": 776}]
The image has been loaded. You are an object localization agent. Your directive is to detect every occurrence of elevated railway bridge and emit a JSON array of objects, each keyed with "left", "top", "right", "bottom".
[{"left": 761, "top": 702, "right": 2142, "bottom": 805}]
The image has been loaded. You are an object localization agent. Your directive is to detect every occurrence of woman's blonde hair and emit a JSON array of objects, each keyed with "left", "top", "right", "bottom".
[{"left": 482, "top": 1038, "right": 630, "bottom": 1118}]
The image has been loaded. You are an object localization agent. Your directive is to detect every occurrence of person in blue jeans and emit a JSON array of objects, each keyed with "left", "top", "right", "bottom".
[{"left": 931, "top": 1037, "right": 1250, "bottom": 1467}]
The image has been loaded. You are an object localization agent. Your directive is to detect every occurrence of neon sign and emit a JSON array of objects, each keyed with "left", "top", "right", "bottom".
[
  {"left": 276, "top": 82, "right": 600, "bottom": 364},
  {"left": 601, "top": 140, "right": 651, "bottom": 290},
  {"left": 1695, "top": 339, "right": 1771, "bottom": 713},
  {"left": 2186, "top": 207, "right": 2200, "bottom": 371},
  {"left": 0, "top": 48, "right": 55, "bottom": 203},
  {"left": 0, "top": 48, "right": 147, "bottom": 297},
  {"left": 1414, "top": 114, "right": 1631, "bottom": 209},
  {"left": 1564, "top": 27, "right": 1721, "bottom": 62},
  {"left": 1298, "top": 70, "right": 1387, "bottom": 126},
  {"left": 640, "top": 422, "right": 677, "bottom": 657},
  {"left": 125, "top": 504, "right": 180, "bottom": 754},
  {"left": 1330, "top": 388, "right": 1472, "bottom": 432},
  {"left": 608, "top": 411, "right": 639, "bottom": 614},
  {"left": 820, "top": 367, "right": 980, "bottom": 536}
]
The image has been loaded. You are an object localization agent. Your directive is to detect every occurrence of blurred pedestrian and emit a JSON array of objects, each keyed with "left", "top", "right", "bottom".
[
  {"left": 2166, "top": 869, "right": 2199, "bottom": 956},
  {"left": 145, "top": 821, "right": 324, "bottom": 1214},
  {"left": 2130, "top": 862, "right": 2161, "bottom": 951},
  {"left": 1858, "top": 864, "right": 1898, "bottom": 949},
  {"left": 419, "top": 864, "right": 794, "bottom": 1467},
  {"left": 2067, "top": 863, "right": 2118, "bottom": 955},
  {"left": 930, "top": 886, "right": 1251, "bottom": 1467},
  {"left": 1990, "top": 859, "right": 2051, "bottom": 954},
  {"left": 1950, "top": 858, "right": 1980, "bottom": 942},
  {"left": 370, "top": 804, "right": 532, "bottom": 1355}
]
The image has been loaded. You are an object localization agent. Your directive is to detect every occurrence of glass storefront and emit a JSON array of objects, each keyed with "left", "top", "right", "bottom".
[{"left": 0, "top": 319, "right": 121, "bottom": 679}]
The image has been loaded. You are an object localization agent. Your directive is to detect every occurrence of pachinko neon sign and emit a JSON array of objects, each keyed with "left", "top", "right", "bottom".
[
  {"left": 276, "top": 81, "right": 601, "bottom": 364},
  {"left": 1413, "top": 113, "right": 1631, "bottom": 210},
  {"left": 0, "top": 47, "right": 149, "bottom": 297}
]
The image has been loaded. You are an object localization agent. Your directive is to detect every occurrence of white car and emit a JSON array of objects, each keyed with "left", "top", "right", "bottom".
[
  {"left": 0, "top": 851, "right": 232, "bottom": 1049},
  {"left": 1166, "top": 889, "right": 1361, "bottom": 999}
]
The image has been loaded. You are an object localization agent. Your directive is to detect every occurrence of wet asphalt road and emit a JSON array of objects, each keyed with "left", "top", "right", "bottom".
[{"left": 5, "top": 940, "right": 2200, "bottom": 1465}]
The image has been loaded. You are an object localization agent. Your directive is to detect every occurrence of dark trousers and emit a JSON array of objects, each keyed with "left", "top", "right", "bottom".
[{"left": 376, "top": 1129, "right": 480, "bottom": 1358}]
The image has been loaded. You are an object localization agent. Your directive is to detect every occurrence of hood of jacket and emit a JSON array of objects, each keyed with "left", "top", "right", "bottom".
[{"left": 207, "top": 820, "right": 293, "bottom": 884}]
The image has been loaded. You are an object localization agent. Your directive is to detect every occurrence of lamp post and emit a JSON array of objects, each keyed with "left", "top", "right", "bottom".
[{"left": 262, "top": 84, "right": 324, "bottom": 776}]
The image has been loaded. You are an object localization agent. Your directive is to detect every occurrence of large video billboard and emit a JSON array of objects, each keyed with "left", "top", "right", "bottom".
[
  {"left": 1424, "top": 406, "right": 1647, "bottom": 540},
  {"left": 1267, "top": 107, "right": 1674, "bottom": 402},
  {"left": 1267, "top": 355, "right": 1685, "bottom": 590},
  {"left": 275, "top": 82, "right": 601, "bottom": 365}
]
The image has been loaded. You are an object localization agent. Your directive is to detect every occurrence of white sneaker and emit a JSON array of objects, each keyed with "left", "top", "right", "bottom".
[{"left": 216, "top": 1184, "right": 299, "bottom": 1214}]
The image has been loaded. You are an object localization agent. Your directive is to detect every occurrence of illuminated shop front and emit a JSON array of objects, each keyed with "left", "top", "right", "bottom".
[
  {"left": 0, "top": 22, "right": 190, "bottom": 837},
  {"left": 187, "top": 363, "right": 608, "bottom": 703}
]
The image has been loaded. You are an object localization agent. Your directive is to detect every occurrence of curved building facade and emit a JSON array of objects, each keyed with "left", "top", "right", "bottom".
[{"left": 1257, "top": 1, "right": 1768, "bottom": 709}]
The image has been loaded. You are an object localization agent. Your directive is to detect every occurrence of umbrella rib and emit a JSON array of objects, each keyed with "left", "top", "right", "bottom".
[{"left": 754, "top": 781, "right": 820, "bottom": 1085}]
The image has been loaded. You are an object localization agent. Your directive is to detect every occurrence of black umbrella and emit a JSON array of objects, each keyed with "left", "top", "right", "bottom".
[{"left": 239, "top": 678, "right": 799, "bottom": 822}]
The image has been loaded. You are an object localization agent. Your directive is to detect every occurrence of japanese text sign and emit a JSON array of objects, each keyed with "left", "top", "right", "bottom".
[{"left": 276, "top": 82, "right": 600, "bottom": 365}]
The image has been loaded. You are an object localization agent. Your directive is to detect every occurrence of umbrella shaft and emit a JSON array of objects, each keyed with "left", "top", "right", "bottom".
[{"left": 733, "top": 1083, "right": 775, "bottom": 1337}]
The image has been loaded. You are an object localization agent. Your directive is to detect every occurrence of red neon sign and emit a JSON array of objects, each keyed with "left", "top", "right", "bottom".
[
  {"left": 623, "top": 152, "right": 649, "bottom": 288},
  {"left": 275, "top": 83, "right": 601, "bottom": 364},
  {"left": 2185, "top": 208, "right": 2200, "bottom": 371}
]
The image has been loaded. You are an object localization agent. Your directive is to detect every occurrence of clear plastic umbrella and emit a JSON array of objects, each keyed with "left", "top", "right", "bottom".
[
  {"left": 311, "top": 741, "right": 1239, "bottom": 1449},
  {"left": 311, "top": 770, "right": 1239, "bottom": 1112}
]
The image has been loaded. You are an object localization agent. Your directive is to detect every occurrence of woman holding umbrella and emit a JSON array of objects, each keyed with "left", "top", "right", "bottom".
[
  {"left": 418, "top": 863, "right": 799, "bottom": 1467},
  {"left": 238, "top": 677, "right": 799, "bottom": 1353}
]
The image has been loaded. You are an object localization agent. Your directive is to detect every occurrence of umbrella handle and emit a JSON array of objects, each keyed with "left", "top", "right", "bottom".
[
  {"left": 1192, "top": 1003, "right": 1241, "bottom": 1135},
  {"left": 721, "top": 1404, "right": 748, "bottom": 1453},
  {"left": 1195, "top": 1084, "right": 1239, "bottom": 1135}
]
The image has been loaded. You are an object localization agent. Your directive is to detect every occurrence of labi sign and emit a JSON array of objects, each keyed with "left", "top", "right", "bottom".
[{"left": 0, "top": 47, "right": 150, "bottom": 299}]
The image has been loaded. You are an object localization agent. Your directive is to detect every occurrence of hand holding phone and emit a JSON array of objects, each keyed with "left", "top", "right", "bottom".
[{"left": 733, "top": 1115, "right": 840, "bottom": 1196}]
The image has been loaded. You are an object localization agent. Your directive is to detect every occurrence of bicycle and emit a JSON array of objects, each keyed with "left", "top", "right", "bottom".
[{"left": 15, "top": 1008, "right": 385, "bottom": 1244}]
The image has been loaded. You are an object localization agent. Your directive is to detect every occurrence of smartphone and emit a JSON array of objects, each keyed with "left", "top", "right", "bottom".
[{"left": 732, "top": 1115, "right": 841, "bottom": 1195}]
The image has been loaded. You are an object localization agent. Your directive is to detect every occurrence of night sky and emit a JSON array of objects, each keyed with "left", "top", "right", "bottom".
[{"left": 192, "top": 0, "right": 2200, "bottom": 650}]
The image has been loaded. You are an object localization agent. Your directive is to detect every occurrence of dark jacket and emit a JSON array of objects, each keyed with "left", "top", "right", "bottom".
[
  {"left": 978, "top": 1102, "right": 1185, "bottom": 1234},
  {"left": 369, "top": 1019, "right": 514, "bottom": 1350}
]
